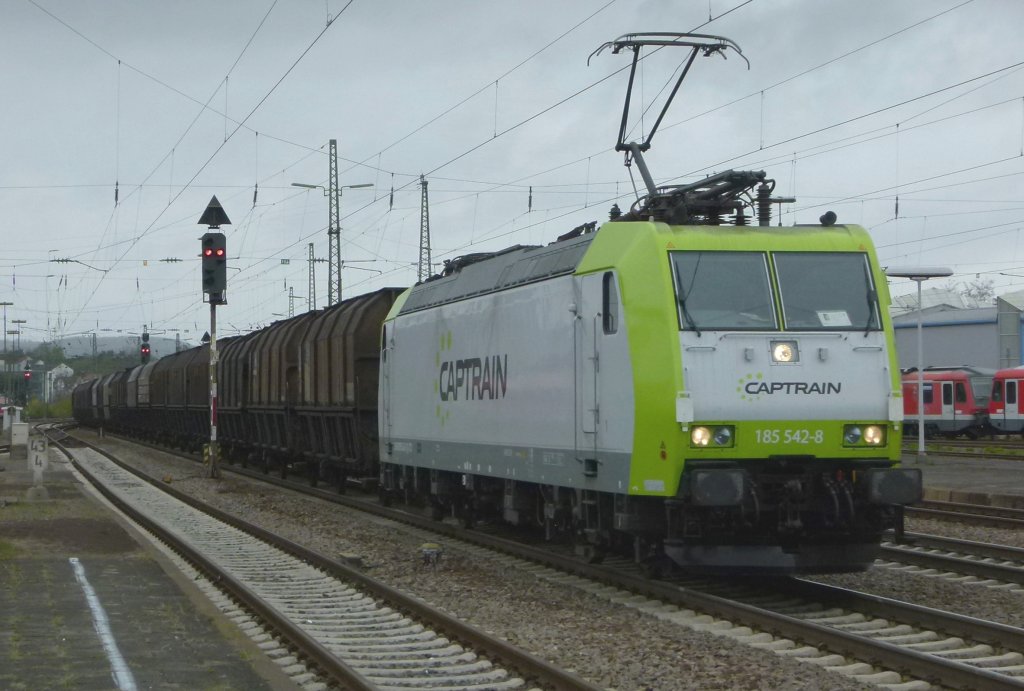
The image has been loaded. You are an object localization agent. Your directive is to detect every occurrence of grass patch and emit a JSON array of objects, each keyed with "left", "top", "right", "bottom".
[{"left": 0, "top": 540, "right": 20, "bottom": 560}]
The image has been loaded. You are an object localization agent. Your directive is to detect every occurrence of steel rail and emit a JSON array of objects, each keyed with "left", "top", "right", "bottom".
[
  {"left": 894, "top": 530, "right": 1024, "bottom": 562},
  {"left": 53, "top": 437, "right": 376, "bottom": 690},
  {"left": 916, "top": 499, "right": 1024, "bottom": 520},
  {"left": 907, "top": 503, "right": 1024, "bottom": 529},
  {"left": 54, "top": 432, "right": 601, "bottom": 691},
  {"left": 71, "top": 428, "right": 1024, "bottom": 690}
]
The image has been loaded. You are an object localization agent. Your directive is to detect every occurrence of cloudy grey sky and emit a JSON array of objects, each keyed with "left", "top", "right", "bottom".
[{"left": 2, "top": 0, "right": 1021, "bottom": 347}]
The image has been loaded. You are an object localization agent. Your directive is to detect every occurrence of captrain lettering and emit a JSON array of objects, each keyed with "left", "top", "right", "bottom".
[
  {"left": 744, "top": 381, "right": 842, "bottom": 395},
  {"left": 439, "top": 355, "right": 508, "bottom": 401}
]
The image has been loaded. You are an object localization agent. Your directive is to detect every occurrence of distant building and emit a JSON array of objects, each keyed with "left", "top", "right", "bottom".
[
  {"left": 890, "top": 289, "right": 1024, "bottom": 370},
  {"left": 890, "top": 285, "right": 968, "bottom": 315}
]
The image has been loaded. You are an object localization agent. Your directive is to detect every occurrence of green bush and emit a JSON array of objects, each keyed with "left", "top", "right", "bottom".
[{"left": 24, "top": 397, "right": 71, "bottom": 420}]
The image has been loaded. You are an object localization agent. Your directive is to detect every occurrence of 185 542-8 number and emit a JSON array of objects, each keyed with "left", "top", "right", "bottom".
[{"left": 754, "top": 428, "right": 825, "bottom": 445}]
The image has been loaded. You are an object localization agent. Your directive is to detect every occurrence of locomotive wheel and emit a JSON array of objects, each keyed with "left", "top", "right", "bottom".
[
  {"left": 640, "top": 556, "right": 671, "bottom": 579},
  {"left": 459, "top": 504, "right": 476, "bottom": 529}
]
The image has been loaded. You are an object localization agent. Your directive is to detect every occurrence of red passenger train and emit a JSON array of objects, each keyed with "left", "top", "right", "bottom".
[
  {"left": 901, "top": 366, "right": 994, "bottom": 439},
  {"left": 989, "top": 366, "right": 1024, "bottom": 435}
]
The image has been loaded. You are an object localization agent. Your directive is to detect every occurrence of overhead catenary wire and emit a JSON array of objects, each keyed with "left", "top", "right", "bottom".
[{"left": 19, "top": 0, "right": 1021, "bottom": 337}]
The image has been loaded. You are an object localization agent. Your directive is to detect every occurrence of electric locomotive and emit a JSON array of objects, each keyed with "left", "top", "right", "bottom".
[
  {"left": 71, "top": 33, "right": 920, "bottom": 574},
  {"left": 378, "top": 34, "right": 920, "bottom": 573}
]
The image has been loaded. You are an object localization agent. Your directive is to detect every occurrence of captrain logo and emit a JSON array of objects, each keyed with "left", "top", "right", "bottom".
[
  {"left": 434, "top": 330, "right": 509, "bottom": 427},
  {"left": 738, "top": 372, "right": 765, "bottom": 402},
  {"left": 738, "top": 372, "right": 842, "bottom": 402},
  {"left": 434, "top": 331, "right": 453, "bottom": 426}
]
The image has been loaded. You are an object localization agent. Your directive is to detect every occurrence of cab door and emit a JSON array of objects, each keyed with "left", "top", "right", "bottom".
[
  {"left": 574, "top": 271, "right": 623, "bottom": 475},
  {"left": 575, "top": 275, "right": 600, "bottom": 445},
  {"left": 941, "top": 381, "right": 955, "bottom": 431},
  {"left": 1007, "top": 380, "right": 1020, "bottom": 430}
]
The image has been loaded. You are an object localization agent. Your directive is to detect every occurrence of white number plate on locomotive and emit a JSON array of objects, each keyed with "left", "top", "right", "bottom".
[{"left": 753, "top": 427, "right": 826, "bottom": 445}]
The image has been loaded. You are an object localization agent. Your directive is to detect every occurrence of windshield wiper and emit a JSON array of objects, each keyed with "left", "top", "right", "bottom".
[
  {"left": 862, "top": 262, "right": 878, "bottom": 336},
  {"left": 679, "top": 292, "right": 702, "bottom": 337},
  {"left": 863, "top": 288, "right": 878, "bottom": 336}
]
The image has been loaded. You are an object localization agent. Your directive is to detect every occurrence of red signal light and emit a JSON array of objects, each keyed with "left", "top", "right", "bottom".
[
  {"left": 203, "top": 248, "right": 214, "bottom": 257},
  {"left": 23, "top": 371, "right": 30, "bottom": 380},
  {"left": 215, "top": 248, "right": 225, "bottom": 257}
]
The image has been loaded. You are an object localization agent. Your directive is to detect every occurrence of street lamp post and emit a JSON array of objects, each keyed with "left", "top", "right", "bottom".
[{"left": 886, "top": 266, "right": 954, "bottom": 462}]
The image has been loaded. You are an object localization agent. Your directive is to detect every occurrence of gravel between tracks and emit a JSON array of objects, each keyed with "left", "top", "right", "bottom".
[
  {"left": 814, "top": 515, "right": 1024, "bottom": 630},
  {"left": 81, "top": 434, "right": 949, "bottom": 690}
]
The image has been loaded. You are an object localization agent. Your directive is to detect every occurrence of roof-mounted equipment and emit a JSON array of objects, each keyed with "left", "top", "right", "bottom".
[{"left": 591, "top": 32, "right": 794, "bottom": 226}]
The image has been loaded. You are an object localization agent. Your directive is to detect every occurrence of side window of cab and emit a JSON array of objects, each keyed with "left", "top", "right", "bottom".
[{"left": 602, "top": 272, "right": 619, "bottom": 335}]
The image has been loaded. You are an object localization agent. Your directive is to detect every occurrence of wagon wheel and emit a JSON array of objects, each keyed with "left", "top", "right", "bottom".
[{"left": 430, "top": 501, "right": 445, "bottom": 522}]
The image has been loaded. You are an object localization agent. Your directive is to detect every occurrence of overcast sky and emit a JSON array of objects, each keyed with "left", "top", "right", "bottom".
[{"left": 2, "top": 0, "right": 1022, "bottom": 348}]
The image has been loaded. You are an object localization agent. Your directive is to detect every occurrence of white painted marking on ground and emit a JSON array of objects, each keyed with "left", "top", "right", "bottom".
[{"left": 69, "top": 557, "right": 138, "bottom": 691}]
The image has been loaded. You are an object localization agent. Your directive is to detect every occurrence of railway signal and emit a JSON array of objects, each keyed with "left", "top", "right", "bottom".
[
  {"left": 200, "top": 232, "right": 227, "bottom": 303},
  {"left": 140, "top": 331, "right": 151, "bottom": 364},
  {"left": 23, "top": 364, "right": 30, "bottom": 381},
  {"left": 198, "top": 195, "right": 231, "bottom": 480}
]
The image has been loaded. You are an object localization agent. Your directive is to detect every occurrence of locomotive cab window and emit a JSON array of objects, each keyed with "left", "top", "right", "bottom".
[
  {"left": 602, "top": 272, "right": 619, "bottom": 334},
  {"left": 955, "top": 382, "right": 967, "bottom": 404},
  {"left": 773, "top": 252, "right": 880, "bottom": 331},
  {"left": 670, "top": 251, "right": 776, "bottom": 331}
]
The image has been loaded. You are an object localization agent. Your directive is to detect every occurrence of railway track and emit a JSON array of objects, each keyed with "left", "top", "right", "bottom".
[
  {"left": 907, "top": 500, "right": 1024, "bottom": 529},
  {"left": 50, "top": 432, "right": 598, "bottom": 691},
  {"left": 64, "top": 427, "right": 1024, "bottom": 690},
  {"left": 881, "top": 532, "right": 1024, "bottom": 586},
  {"left": 903, "top": 439, "right": 1024, "bottom": 461}
]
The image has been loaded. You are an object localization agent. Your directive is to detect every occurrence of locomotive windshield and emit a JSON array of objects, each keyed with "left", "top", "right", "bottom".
[
  {"left": 773, "top": 252, "right": 880, "bottom": 331},
  {"left": 671, "top": 250, "right": 881, "bottom": 332},
  {"left": 671, "top": 251, "right": 776, "bottom": 331}
]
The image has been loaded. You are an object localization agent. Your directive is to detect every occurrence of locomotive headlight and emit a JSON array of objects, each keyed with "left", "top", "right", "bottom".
[
  {"left": 864, "top": 425, "right": 885, "bottom": 445},
  {"left": 843, "top": 425, "right": 863, "bottom": 445},
  {"left": 843, "top": 424, "right": 886, "bottom": 446},
  {"left": 771, "top": 340, "right": 799, "bottom": 363},
  {"left": 691, "top": 425, "right": 735, "bottom": 447}
]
